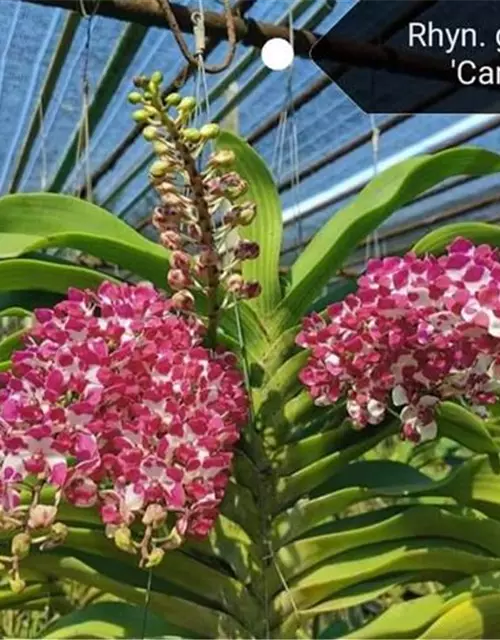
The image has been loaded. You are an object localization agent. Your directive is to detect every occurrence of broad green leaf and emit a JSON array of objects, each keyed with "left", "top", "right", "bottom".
[
  {"left": 257, "top": 350, "right": 309, "bottom": 416},
  {"left": 0, "top": 328, "right": 25, "bottom": 361},
  {"left": 0, "top": 583, "right": 62, "bottom": 610},
  {"left": 0, "top": 259, "right": 119, "bottom": 294},
  {"left": 58, "top": 525, "right": 260, "bottom": 626},
  {"left": 42, "top": 602, "right": 183, "bottom": 639},
  {"left": 216, "top": 131, "right": 282, "bottom": 317},
  {"left": 22, "top": 554, "right": 251, "bottom": 639},
  {"left": 271, "top": 506, "right": 500, "bottom": 593},
  {"left": 307, "top": 278, "right": 358, "bottom": 313},
  {"left": 431, "top": 454, "right": 500, "bottom": 508},
  {"left": 262, "top": 322, "right": 301, "bottom": 375},
  {"left": 0, "top": 306, "right": 32, "bottom": 318},
  {"left": 272, "top": 539, "right": 500, "bottom": 624},
  {"left": 274, "top": 421, "right": 399, "bottom": 509},
  {"left": 420, "top": 593, "right": 500, "bottom": 639},
  {"left": 275, "top": 147, "right": 500, "bottom": 335},
  {"left": 437, "top": 402, "right": 499, "bottom": 453},
  {"left": 343, "top": 569, "right": 500, "bottom": 639},
  {"left": 277, "top": 573, "right": 420, "bottom": 637},
  {"left": 413, "top": 221, "right": 500, "bottom": 255},
  {"left": 0, "top": 193, "right": 168, "bottom": 286},
  {"left": 272, "top": 461, "right": 435, "bottom": 546}
]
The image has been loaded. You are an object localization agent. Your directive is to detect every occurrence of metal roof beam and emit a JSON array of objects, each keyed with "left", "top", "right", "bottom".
[
  {"left": 111, "top": 0, "right": 332, "bottom": 218},
  {"left": 23, "top": 0, "right": 320, "bottom": 59}
]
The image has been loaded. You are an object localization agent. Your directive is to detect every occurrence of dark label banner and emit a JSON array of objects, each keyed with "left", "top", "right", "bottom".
[{"left": 310, "top": 0, "right": 500, "bottom": 114}]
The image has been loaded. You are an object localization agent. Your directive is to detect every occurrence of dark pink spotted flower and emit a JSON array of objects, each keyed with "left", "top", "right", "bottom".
[
  {"left": 297, "top": 238, "right": 500, "bottom": 443},
  {"left": 0, "top": 281, "right": 248, "bottom": 541}
]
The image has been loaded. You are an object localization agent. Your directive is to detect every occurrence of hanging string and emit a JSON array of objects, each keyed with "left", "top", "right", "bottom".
[
  {"left": 192, "top": 4, "right": 211, "bottom": 126},
  {"left": 157, "top": 0, "right": 237, "bottom": 74},
  {"left": 140, "top": 567, "right": 154, "bottom": 640},
  {"left": 74, "top": 0, "right": 99, "bottom": 200},
  {"left": 364, "top": 63, "right": 384, "bottom": 267},
  {"left": 271, "top": 10, "right": 303, "bottom": 247},
  {"left": 38, "top": 101, "right": 48, "bottom": 191}
]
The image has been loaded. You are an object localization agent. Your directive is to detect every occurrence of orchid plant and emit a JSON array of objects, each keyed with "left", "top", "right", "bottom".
[{"left": 0, "top": 72, "right": 500, "bottom": 638}]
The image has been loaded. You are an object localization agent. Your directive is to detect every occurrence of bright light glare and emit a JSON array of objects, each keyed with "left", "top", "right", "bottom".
[{"left": 261, "top": 38, "right": 294, "bottom": 71}]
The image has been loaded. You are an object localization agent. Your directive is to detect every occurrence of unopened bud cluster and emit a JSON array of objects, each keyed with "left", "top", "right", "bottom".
[
  {"left": 129, "top": 73, "right": 261, "bottom": 323},
  {"left": 0, "top": 498, "right": 68, "bottom": 592}
]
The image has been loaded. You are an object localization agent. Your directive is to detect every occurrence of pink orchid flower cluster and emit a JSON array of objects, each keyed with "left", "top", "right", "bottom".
[
  {"left": 0, "top": 281, "right": 248, "bottom": 571},
  {"left": 297, "top": 238, "right": 500, "bottom": 443}
]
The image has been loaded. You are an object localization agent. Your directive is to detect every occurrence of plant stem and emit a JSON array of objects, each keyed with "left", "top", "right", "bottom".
[{"left": 157, "top": 105, "right": 220, "bottom": 346}]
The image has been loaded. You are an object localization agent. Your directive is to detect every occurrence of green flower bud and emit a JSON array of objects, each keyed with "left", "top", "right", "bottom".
[
  {"left": 178, "top": 96, "right": 197, "bottom": 112},
  {"left": 143, "top": 91, "right": 153, "bottom": 101},
  {"left": 145, "top": 547, "right": 165, "bottom": 568},
  {"left": 200, "top": 124, "right": 220, "bottom": 140},
  {"left": 50, "top": 522, "right": 68, "bottom": 543},
  {"left": 208, "top": 149, "right": 236, "bottom": 168},
  {"left": 151, "top": 71, "right": 164, "bottom": 85},
  {"left": 128, "top": 91, "right": 143, "bottom": 105},
  {"left": 132, "top": 109, "right": 149, "bottom": 123},
  {"left": 11, "top": 532, "right": 31, "bottom": 559},
  {"left": 162, "top": 527, "right": 184, "bottom": 551},
  {"left": 144, "top": 105, "right": 158, "bottom": 117},
  {"left": 143, "top": 126, "right": 158, "bottom": 142},
  {"left": 150, "top": 160, "right": 170, "bottom": 178},
  {"left": 148, "top": 80, "right": 159, "bottom": 95},
  {"left": 182, "top": 128, "right": 202, "bottom": 143},
  {"left": 237, "top": 202, "right": 257, "bottom": 227},
  {"left": 114, "top": 526, "right": 136, "bottom": 555},
  {"left": 165, "top": 93, "right": 182, "bottom": 107},
  {"left": 9, "top": 576, "right": 26, "bottom": 594},
  {"left": 153, "top": 140, "right": 169, "bottom": 155}
]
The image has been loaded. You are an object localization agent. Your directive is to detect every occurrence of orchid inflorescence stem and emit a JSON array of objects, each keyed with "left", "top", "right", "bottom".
[{"left": 129, "top": 72, "right": 261, "bottom": 346}]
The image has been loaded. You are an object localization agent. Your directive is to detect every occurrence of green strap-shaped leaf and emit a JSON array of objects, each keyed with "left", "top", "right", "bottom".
[
  {"left": 0, "top": 306, "right": 32, "bottom": 319},
  {"left": 420, "top": 593, "right": 500, "bottom": 639},
  {"left": 274, "top": 421, "right": 398, "bottom": 509},
  {"left": 0, "top": 194, "right": 268, "bottom": 355},
  {"left": 22, "top": 554, "right": 251, "bottom": 639},
  {"left": 274, "top": 147, "right": 500, "bottom": 336},
  {"left": 0, "top": 259, "right": 118, "bottom": 294},
  {"left": 0, "top": 193, "right": 168, "bottom": 285},
  {"left": 42, "top": 602, "right": 183, "bottom": 639},
  {"left": 277, "top": 572, "right": 422, "bottom": 638},
  {"left": 0, "top": 328, "right": 25, "bottom": 361},
  {"left": 272, "top": 461, "right": 435, "bottom": 546},
  {"left": 437, "top": 402, "right": 499, "bottom": 454},
  {"left": 413, "top": 220, "right": 500, "bottom": 255},
  {"left": 272, "top": 540, "right": 500, "bottom": 625},
  {"left": 216, "top": 131, "right": 283, "bottom": 318},
  {"left": 270, "top": 506, "right": 500, "bottom": 594},
  {"left": 343, "top": 569, "right": 500, "bottom": 639}
]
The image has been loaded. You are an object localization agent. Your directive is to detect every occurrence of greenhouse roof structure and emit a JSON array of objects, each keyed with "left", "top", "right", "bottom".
[{"left": 3, "top": 0, "right": 500, "bottom": 270}]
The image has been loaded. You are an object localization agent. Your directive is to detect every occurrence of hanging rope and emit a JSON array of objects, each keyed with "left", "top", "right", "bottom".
[
  {"left": 140, "top": 568, "right": 154, "bottom": 640},
  {"left": 74, "top": 0, "right": 100, "bottom": 200},
  {"left": 364, "top": 62, "right": 385, "bottom": 266},
  {"left": 156, "top": 0, "right": 237, "bottom": 74},
  {"left": 38, "top": 101, "right": 48, "bottom": 191},
  {"left": 271, "top": 10, "right": 303, "bottom": 246}
]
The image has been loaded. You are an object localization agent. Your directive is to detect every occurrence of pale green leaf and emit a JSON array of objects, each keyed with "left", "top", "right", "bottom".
[{"left": 216, "top": 131, "right": 282, "bottom": 317}]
